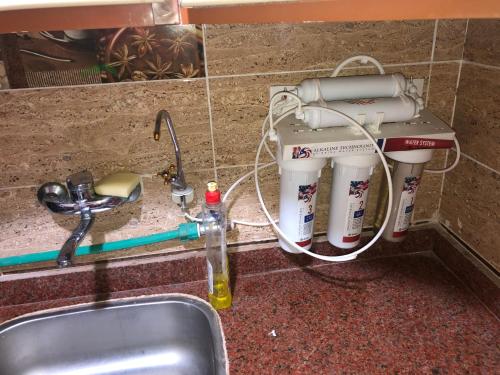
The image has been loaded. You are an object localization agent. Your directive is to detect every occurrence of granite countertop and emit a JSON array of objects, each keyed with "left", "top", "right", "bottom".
[{"left": 0, "top": 229, "right": 498, "bottom": 374}]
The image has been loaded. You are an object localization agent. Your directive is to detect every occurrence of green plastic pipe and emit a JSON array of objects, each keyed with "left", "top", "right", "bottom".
[{"left": 0, "top": 222, "right": 200, "bottom": 268}]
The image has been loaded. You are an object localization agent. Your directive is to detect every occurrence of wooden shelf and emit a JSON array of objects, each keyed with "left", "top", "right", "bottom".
[
  {"left": 181, "top": 0, "right": 500, "bottom": 24},
  {"left": 0, "top": 0, "right": 499, "bottom": 33},
  {"left": 0, "top": 4, "right": 155, "bottom": 33}
]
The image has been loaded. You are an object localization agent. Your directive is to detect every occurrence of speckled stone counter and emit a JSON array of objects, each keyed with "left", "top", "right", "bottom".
[{"left": 1, "top": 228, "right": 498, "bottom": 374}]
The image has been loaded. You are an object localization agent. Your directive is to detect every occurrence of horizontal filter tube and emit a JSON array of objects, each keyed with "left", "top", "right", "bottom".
[
  {"left": 303, "top": 95, "right": 420, "bottom": 129},
  {"left": 297, "top": 74, "right": 408, "bottom": 103}
]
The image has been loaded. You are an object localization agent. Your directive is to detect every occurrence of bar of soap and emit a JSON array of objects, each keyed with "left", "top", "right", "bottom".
[{"left": 94, "top": 172, "right": 141, "bottom": 198}]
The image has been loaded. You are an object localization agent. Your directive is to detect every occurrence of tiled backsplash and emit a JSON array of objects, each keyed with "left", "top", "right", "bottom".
[
  {"left": 439, "top": 19, "right": 500, "bottom": 272},
  {"left": 0, "top": 20, "right": 475, "bottom": 267}
]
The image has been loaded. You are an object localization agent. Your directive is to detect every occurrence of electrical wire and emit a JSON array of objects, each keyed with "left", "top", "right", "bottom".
[
  {"left": 424, "top": 136, "right": 461, "bottom": 173},
  {"left": 254, "top": 108, "right": 393, "bottom": 262}
]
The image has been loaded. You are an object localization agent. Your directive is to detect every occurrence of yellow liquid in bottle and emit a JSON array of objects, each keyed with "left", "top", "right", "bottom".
[{"left": 209, "top": 273, "right": 232, "bottom": 310}]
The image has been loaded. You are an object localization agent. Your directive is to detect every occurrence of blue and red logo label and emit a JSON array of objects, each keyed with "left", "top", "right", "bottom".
[
  {"left": 349, "top": 180, "right": 369, "bottom": 198},
  {"left": 298, "top": 183, "right": 317, "bottom": 203},
  {"left": 292, "top": 146, "right": 312, "bottom": 159},
  {"left": 403, "top": 176, "right": 421, "bottom": 193}
]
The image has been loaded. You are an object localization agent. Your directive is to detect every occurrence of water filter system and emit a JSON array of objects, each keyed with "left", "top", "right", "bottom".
[{"left": 199, "top": 55, "right": 460, "bottom": 263}]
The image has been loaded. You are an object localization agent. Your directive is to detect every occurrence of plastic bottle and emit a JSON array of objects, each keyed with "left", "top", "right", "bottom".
[{"left": 203, "top": 181, "right": 232, "bottom": 310}]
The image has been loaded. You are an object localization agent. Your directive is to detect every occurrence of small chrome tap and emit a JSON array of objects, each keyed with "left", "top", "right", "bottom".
[
  {"left": 154, "top": 110, "right": 194, "bottom": 211},
  {"left": 37, "top": 170, "right": 142, "bottom": 268}
]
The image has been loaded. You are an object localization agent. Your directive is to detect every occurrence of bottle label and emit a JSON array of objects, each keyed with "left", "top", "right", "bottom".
[
  {"left": 393, "top": 176, "right": 421, "bottom": 237},
  {"left": 207, "top": 260, "right": 213, "bottom": 294},
  {"left": 297, "top": 183, "right": 318, "bottom": 246},
  {"left": 343, "top": 180, "right": 369, "bottom": 243}
]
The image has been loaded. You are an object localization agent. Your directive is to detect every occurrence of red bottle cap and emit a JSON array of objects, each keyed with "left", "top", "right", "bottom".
[{"left": 205, "top": 181, "right": 221, "bottom": 204}]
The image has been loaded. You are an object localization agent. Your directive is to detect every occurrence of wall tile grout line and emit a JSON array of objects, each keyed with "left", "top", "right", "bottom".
[
  {"left": 0, "top": 185, "right": 38, "bottom": 191},
  {"left": 436, "top": 19, "right": 469, "bottom": 217},
  {"left": 459, "top": 151, "right": 500, "bottom": 176},
  {"left": 439, "top": 223, "right": 500, "bottom": 276},
  {"left": 0, "top": 76, "right": 207, "bottom": 94},
  {"left": 201, "top": 25, "right": 218, "bottom": 181},
  {"left": 424, "top": 19, "right": 439, "bottom": 108},
  {"left": 431, "top": 60, "right": 463, "bottom": 65},
  {"left": 412, "top": 19, "right": 438, "bottom": 225},
  {"left": 216, "top": 163, "right": 275, "bottom": 171},
  {"left": 0, "top": 63, "right": 464, "bottom": 95},
  {"left": 461, "top": 60, "right": 500, "bottom": 71},
  {"left": 205, "top": 60, "right": 461, "bottom": 81}
]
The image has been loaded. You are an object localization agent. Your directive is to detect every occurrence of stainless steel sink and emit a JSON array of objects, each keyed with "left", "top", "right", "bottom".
[{"left": 0, "top": 294, "right": 227, "bottom": 375}]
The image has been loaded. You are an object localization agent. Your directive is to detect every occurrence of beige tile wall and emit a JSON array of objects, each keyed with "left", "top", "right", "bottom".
[
  {"left": 0, "top": 20, "right": 467, "bottom": 265},
  {"left": 439, "top": 19, "right": 500, "bottom": 271}
]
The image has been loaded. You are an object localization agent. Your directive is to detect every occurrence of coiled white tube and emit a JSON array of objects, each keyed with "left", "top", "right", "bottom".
[
  {"left": 424, "top": 136, "right": 461, "bottom": 174},
  {"left": 255, "top": 107, "right": 394, "bottom": 262},
  {"left": 260, "top": 115, "right": 276, "bottom": 161},
  {"left": 222, "top": 161, "right": 279, "bottom": 227}
]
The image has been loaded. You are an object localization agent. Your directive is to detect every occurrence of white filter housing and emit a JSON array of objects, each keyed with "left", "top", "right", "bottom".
[
  {"left": 327, "top": 154, "right": 380, "bottom": 249},
  {"left": 277, "top": 151, "right": 326, "bottom": 253},
  {"left": 303, "top": 95, "right": 421, "bottom": 129},
  {"left": 297, "top": 74, "right": 409, "bottom": 104}
]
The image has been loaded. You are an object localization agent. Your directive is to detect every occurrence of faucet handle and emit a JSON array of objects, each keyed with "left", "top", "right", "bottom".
[
  {"left": 156, "top": 164, "right": 177, "bottom": 185},
  {"left": 67, "top": 171, "right": 96, "bottom": 202}
]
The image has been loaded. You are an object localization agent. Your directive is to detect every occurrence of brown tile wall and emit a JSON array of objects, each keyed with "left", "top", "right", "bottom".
[
  {"left": 439, "top": 19, "right": 500, "bottom": 272},
  {"left": 0, "top": 20, "right": 467, "bottom": 266}
]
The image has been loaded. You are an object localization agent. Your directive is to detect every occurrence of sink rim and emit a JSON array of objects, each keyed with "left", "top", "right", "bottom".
[{"left": 0, "top": 293, "right": 228, "bottom": 375}]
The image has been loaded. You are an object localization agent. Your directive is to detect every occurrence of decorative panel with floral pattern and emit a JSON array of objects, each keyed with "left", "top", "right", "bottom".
[{"left": 0, "top": 25, "right": 204, "bottom": 89}]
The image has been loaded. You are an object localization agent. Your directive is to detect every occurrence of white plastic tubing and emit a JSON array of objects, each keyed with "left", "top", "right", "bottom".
[
  {"left": 331, "top": 55, "right": 385, "bottom": 77},
  {"left": 255, "top": 108, "right": 394, "bottom": 262},
  {"left": 424, "top": 136, "right": 461, "bottom": 173}
]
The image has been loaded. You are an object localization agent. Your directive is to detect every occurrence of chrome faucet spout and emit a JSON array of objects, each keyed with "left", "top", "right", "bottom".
[
  {"left": 154, "top": 110, "right": 187, "bottom": 191},
  {"left": 57, "top": 208, "right": 94, "bottom": 268}
]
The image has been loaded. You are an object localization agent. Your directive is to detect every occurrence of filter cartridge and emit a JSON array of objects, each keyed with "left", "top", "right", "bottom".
[
  {"left": 303, "top": 95, "right": 421, "bottom": 129},
  {"left": 327, "top": 154, "right": 380, "bottom": 249},
  {"left": 277, "top": 151, "right": 326, "bottom": 253},
  {"left": 297, "top": 74, "right": 409, "bottom": 103},
  {"left": 374, "top": 149, "right": 433, "bottom": 242}
]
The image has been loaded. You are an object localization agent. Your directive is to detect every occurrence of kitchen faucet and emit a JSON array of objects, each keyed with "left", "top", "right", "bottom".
[
  {"left": 37, "top": 170, "right": 142, "bottom": 268},
  {"left": 153, "top": 110, "right": 194, "bottom": 211}
]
